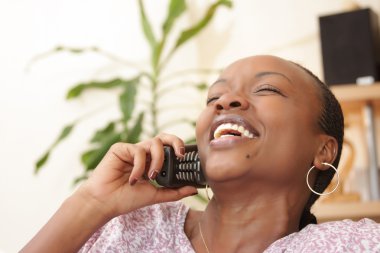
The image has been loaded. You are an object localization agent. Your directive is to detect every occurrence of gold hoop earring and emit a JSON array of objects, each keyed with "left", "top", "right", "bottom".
[
  {"left": 205, "top": 184, "right": 211, "bottom": 201},
  {"left": 306, "top": 162, "right": 340, "bottom": 196}
]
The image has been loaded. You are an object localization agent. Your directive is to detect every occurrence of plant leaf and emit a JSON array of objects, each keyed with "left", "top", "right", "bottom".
[
  {"left": 194, "top": 193, "right": 208, "bottom": 203},
  {"left": 35, "top": 123, "right": 75, "bottom": 173},
  {"left": 66, "top": 78, "right": 127, "bottom": 100},
  {"left": 35, "top": 152, "right": 50, "bottom": 173},
  {"left": 27, "top": 46, "right": 99, "bottom": 71},
  {"left": 152, "top": 42, "right": 164, "bottom": 71},
  {"left": 81, "top": 132, "right": 122, "bottom": 171},
  {"left": 152, "top": 0, "right": 187, "bottom": 70},
  {"left": 54, "top": 46, "right": 99, "bottom": 54},
  {"left": 90, "top": 122, "right": 116, "bottom": 143},
  {"left": 126, "top": 112, "right": 144, "bottom": 143},
  {"left": 189, "top": 120, "right": 196, "bottom": 127},
  {"left": 173, "top": 0, "right": 232, "bottom": 51},
  {"left": 81, "top": 149, "right": 99, "bottom": 166},
  {"left": 72, "top": 173, "right": 89, "bottom": 186},
  {"left": 138, "top": 0, "right": 157, "bottom": 51},
  {"left": 53, "top": 124, "right": 75, "bottom": 146},
  {"left": 119, "top": 78, "right": 139, "bottom": 123},
  {"left": 196, "top": 82, "right": 208, "bottom": 91},
  {"left": 162, "top": 0, "right": 186, "bottom": 35}
]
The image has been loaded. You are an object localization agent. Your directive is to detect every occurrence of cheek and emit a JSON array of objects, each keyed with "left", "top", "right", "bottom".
[
  {"left": 268, "top": 113, "right": 314, "bottom": 152},
  {"left": 195, "top": 110, "right": 209, "bottom": 141},
  {"left": 258, "top": 108, "right": 317, "bottom": 173},
  {"left": 195, "top": 110, "right": 211, "bottom": 174},
  {"left": 195, "top": 109, "right": 213, "bottom": 157}
]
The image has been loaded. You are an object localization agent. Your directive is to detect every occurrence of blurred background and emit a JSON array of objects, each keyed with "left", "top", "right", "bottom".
[{"left": 1, "top": 0, "right": 380, "bottom": 252}]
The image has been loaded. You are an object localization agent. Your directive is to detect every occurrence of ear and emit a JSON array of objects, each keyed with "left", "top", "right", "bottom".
[{"left": 313, "top": 135, "right": 338, "bottom": 171}]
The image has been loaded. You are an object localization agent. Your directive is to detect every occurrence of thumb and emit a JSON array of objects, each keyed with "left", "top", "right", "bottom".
[{"left": 153, "top": 186, "right": 198, "bottom": 204}]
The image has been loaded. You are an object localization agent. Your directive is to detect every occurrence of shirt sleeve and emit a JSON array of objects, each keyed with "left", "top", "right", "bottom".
[
  {"left": 265, "top": 218, "right": 380, "bottom": 253},
  {"left": 78, "top": 201, "right": 193, "bottom": 253}
]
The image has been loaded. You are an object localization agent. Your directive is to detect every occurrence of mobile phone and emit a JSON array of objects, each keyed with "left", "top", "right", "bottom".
[{"left": 156, "top": 145, "right": 206, "bottom": 188}]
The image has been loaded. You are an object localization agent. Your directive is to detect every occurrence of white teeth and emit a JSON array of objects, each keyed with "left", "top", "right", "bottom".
[
  {"left": 213, "top": 123, "right": 256, "bottom": 139},
  {"left": 220, "top": 134, "right": 234, "bottom": 138}
]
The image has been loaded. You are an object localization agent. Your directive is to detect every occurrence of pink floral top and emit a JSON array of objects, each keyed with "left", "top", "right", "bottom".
[{"left": 79, "top": 201, "right": 380, "bottom": 253}]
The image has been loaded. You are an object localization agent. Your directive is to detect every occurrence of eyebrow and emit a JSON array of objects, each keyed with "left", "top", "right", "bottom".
[
  {"left": 209, "top": 71, "right": 293, "bottom": 88},
  {"left": 210, "top": 78, "right": 227, "bottom": 87},
  {"left": 255, "top": 71, "right": 293, "bottom": 85}
]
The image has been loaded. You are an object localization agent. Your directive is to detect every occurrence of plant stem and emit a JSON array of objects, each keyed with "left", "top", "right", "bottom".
[{"left": 150, "top": 74, "right": 159, "bottom": 137}]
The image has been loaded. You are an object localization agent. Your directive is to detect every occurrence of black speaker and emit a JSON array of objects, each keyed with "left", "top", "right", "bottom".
[{"left": 319, "top": 8, "right": 380, "bottom": 85}]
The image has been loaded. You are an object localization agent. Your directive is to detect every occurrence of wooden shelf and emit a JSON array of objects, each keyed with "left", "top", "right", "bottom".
[
  {"left": 312, "top": 201, "right": 380, "bottom": 223},
  {"left": 315, "top": 83, "right": 380, "bottom": 223},
  {"left": 331, "top": 83, "right": 380, "bottom": 103},
  {"left": 330, "top": 83, "right": 380, "bottom": 112}
]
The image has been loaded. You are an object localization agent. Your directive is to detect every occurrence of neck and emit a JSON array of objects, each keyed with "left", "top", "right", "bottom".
[{"left": 198, "top": 182, "right": 303, "bottom": 253}]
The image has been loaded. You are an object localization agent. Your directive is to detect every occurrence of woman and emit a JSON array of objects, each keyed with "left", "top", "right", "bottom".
[{"left": 22, "top": 55, "right": 380, "bottom": 252}]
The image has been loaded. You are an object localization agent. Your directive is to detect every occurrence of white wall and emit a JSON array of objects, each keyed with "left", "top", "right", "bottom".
[{"left": 1, "top": 0, "right": 379, "bottom": 252}]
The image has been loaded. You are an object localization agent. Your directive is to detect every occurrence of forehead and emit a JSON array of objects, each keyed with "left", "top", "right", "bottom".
[{"left": 213, "top": 55, "right": 311, "bottom": 87}]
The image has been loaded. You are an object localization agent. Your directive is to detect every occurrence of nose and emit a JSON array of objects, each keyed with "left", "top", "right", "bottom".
[{"left": 215, "top": 93, "right": 249, "bottom": 111}]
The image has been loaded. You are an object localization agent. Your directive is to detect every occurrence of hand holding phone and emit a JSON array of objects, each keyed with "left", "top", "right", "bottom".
[{"left": 156, "top": 145, "right": 206, "bottom": 188}]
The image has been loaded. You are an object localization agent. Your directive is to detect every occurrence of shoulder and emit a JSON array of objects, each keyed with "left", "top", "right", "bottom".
[
  {"left": 265, "top": 219, "right": 380, "bottom": 253},
  {"left": 80, "top": 201, "right": 192, "bottom": 253},
  {"left": 120, "top": 200, "right": 189, "bottom": 226}
]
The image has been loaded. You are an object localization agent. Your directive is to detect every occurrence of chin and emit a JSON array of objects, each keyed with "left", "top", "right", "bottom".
[{"left": 203, "top": 157, "right": 251, "bottom": 183}]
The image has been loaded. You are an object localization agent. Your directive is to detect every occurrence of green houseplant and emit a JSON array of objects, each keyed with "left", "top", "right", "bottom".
[{"left": 34, "top": 0, "right": 232, "bottom": 184}]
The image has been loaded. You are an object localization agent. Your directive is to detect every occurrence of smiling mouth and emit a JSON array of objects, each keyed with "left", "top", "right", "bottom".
[
  {"left": 210, "top": 116, "right": 259, "bottom": 141},
  {"left": 214, "top": 123, "right": 255, "bottom": 139}
]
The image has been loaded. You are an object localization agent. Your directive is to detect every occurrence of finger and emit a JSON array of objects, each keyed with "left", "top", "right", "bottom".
[
  {"left": 96, "top": 142, "right": 134, "bottom": 173},
  {"left": 155, "top": 133, "right": 185, "bottom": 157},
  {"left": 125, "top": 145, "right": 147, "bottom": 185},
  {"left": 93, "top": 143, "right": 146, "bottom": 185},
  {"left": 152, "top": 186, "right": 198, "bottom": 204},
  {"left": 138, "top": 133, "right": 185, "bottom": 157},
  {"left": 146, "top": 137, "right": 164, "bottom": 180},
  {"left": 137, "top": 133, "right": 185, "bottom": 180}
]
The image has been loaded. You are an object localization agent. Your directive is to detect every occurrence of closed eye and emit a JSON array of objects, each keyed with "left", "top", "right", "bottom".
[
  {"left": 206, "top": 96, "right": 219, "bottom": 105},
  {"left": 254, "top": 84, "right": 286, "bottom": 97}
]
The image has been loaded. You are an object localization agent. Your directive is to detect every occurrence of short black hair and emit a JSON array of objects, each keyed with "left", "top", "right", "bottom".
[{"left": 291, "top": 62, "right": 344, "bottom": 230}]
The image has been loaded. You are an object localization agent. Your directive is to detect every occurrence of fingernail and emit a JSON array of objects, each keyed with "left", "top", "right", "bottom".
[
  {"left": 129, "top": 178, "right": 138, "bottom": 186},
  {"left": 149, "top": 170, "right": 158, "bottom": 180},
  {"left": 179, "top": 147, "right": 185, "bottom": 156}
]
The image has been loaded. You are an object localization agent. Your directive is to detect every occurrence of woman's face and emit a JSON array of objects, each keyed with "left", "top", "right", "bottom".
[{"left": 196, "top": 56, "right": 323, "bottom": 186}]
